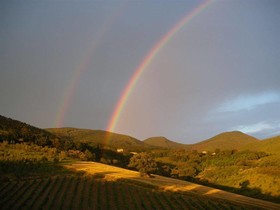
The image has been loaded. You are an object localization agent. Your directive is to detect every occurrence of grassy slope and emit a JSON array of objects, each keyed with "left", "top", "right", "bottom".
[
  {"left": 242, "top": 135, "right": 280, "bottom": 154},
  {"left": 144, "top": 136, "right": 190, "bottom": 149},
  {"left": 46, "top": 127, "right": 154, "bottom": 151},
  {"left": 189, "top": 131, "right": 259, "bottom": 152}
]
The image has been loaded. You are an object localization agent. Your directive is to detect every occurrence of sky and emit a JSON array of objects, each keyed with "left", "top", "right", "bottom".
[{"left": 1, "top": 0, "right": 280, "bottom": 143}]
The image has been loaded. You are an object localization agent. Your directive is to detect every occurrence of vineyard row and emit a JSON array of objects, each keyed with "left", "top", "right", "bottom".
[{"left": 0, "top": 176, "right": 248, "bottom": 210}]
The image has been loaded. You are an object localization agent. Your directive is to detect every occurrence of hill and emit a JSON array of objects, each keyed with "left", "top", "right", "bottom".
[
  {"left": 46, "top": 127, "right": 154, "bottom": 152},
  {"left": 144, "top": 136, "right": 190, "bottom": 149},
  {"left": 189, "top": 131, "right": 259, "bottom": 152},
  {"left": 0, "top": 115, "right": 59, "bottom": 145},
  {"left": 143, "top": 131, "right": 260, "bottom": 152},
  {"left": 242, "top": 135, "right": 280, "bottom": 154}
]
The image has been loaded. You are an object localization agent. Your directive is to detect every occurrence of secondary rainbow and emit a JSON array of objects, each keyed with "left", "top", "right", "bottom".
[
  {"left": 107, "top": 0, "right": 214, "bottom": 133},
  {"left": 54, "top": 57, "right": 91, "bottom": 128},
  {"left": 54, "top": 4, "right": 126, "bottom": 127}
]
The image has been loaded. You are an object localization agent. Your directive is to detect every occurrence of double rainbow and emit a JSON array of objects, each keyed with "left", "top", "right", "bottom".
[
  {"left": 107, "top": 0, "right": 213, "bottom": 133},
  {"left": 55, "top": 0, "right": 214, "bottom": 143}
]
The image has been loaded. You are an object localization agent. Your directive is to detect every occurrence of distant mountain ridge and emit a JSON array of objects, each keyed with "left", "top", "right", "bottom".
[
  {"left": 46, "top": 127, "right": 154, "bottom": 152},
  {"left": 144, "top": 137, "right": 189, "bottom": 149},
  {"left": 1, "top": 114, "right": 279, "bottom": 154},
  {"left": 189, "top": 131, "right": 260, "bottom": 151},
  {"left": 144, "top": 131, "right": 260, "bottom": 152}
]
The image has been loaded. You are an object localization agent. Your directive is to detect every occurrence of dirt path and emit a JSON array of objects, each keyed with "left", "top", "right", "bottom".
[{"left": 66, "top": 161, "right": 280, "bottom": 210}]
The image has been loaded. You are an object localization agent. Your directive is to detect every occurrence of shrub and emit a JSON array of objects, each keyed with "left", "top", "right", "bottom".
[{"left": 128, "top": 152, "right": 158, "bottom": 177}]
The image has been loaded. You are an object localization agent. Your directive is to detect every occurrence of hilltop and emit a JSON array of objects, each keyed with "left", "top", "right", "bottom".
[
  {"left": 0, "top": 114, "right": 275, "bottom": 153},
  {"left": 46, "top": 127, "right": 154, "bottom": 152},
  {"left": 143, "top": 131, "right": 259, "bottom": 152},
  {"left": 0, "top": 114, "right": 277, "bottom": 154},
  {"left": 0, "top": 114, "right": 155, "bottom": 152},
  {"left": 189, "top": 131, "right": 259, "bottom": 152},
  {"left": 144, "top": 136, "right": 190, "bottom": 149}
]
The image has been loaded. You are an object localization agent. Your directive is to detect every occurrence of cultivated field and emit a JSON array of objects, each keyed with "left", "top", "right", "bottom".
[
  {"left": 66, "top": 162, "right": 280, "bottom": 210},
  {"left": 1, "top": 161, "right": 279, "bottom": 210}
]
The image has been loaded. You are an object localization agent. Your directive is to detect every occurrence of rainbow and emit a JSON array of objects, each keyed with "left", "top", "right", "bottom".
[
  {"left": 107, "top": 0, "right": 214, "bottom": 133},
  {"left": 54, "top": 56, "right": 91, "bottom": 127},
  {"left": 54, "top": 4, "right": 126, "bottom": 127}
]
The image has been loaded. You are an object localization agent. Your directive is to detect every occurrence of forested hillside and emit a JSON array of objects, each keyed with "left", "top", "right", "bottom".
[
  {"left": 0, "top": 116, "right": 133, "bottom": 167},
  {"left": 150, "top": 149, "right": 280, "bottom": 203},
  {"left": 0, "top": 115, "right": 59, "bottom": 146},
  {"left": 46, "top": 127, "right": 155, "bottom": 152}
]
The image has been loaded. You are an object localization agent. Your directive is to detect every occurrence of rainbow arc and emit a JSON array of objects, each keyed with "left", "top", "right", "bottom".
[
  {"left": 54, "top": 0, "right": 214, "bottom": 146},
  {"left": 107, "top": 0, "right": 214, "bottom": 137}
]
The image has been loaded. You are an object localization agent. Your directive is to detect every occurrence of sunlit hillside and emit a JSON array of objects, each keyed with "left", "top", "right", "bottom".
[
  {"left": 189, "top": 131, "right": 259, "bottom": 152},
  {"left": 46, "top": 127, "right": 155, "bottom": 152},
  {"left": 242, "top": 135, "right": 280, "bottom": 154}
]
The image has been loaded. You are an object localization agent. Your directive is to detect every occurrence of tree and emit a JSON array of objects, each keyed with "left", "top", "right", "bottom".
[
  {"left": 84, "top": 149, "right": 94, "bottom": 161},
  {"left": 171, "top": 162, "right": 197, "bottom": 180},
  {"left": 93, "top": 144, "right": 102, "bottom": 162},
  {"left": 128, "top": 152, "right": 158, "bottom": 177}
]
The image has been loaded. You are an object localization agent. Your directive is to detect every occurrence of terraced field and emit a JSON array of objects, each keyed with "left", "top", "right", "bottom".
[{"left": 1, "top": 161, "right": 279, "bottom": 210}]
